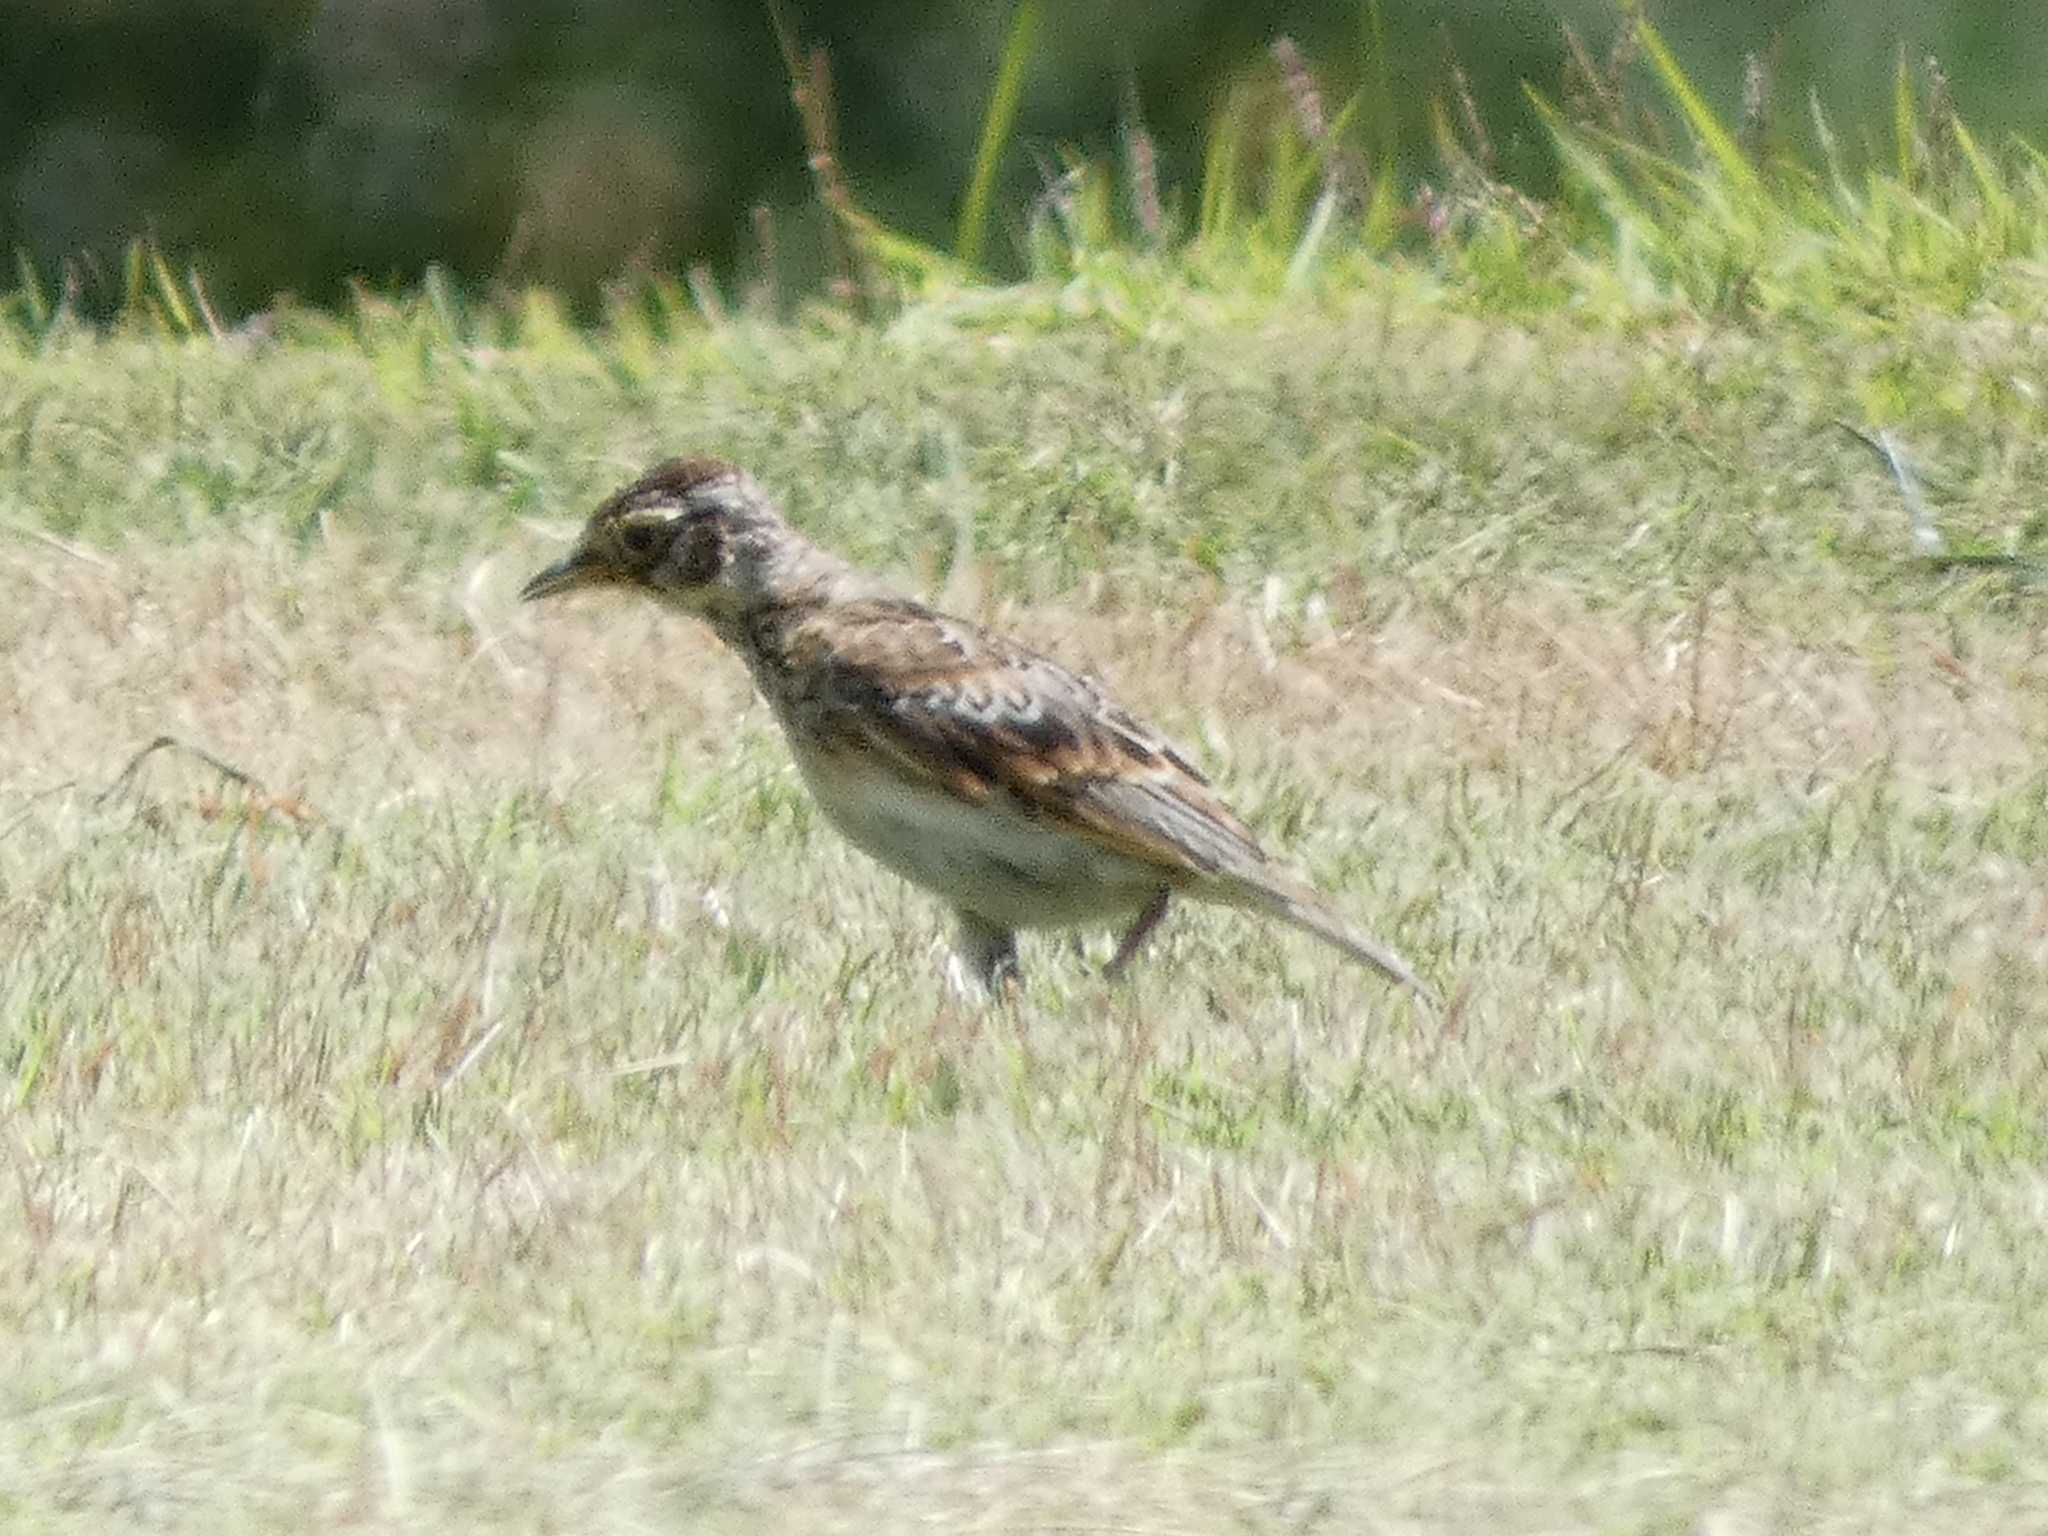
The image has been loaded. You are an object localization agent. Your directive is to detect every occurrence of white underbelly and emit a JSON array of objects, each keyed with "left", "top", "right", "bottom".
[{"left": 789, "top": 748, "right": 1161, "bottom": 930}]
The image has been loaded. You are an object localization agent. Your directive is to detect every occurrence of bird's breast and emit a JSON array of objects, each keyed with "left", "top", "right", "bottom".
[{"left": 781, "top": 736, "right": 1161, "bottom": 930}]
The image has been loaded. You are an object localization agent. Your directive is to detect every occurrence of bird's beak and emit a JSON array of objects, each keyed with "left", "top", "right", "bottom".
[{"left": 520, "top": 549, "right": 595, "bottom": 602}]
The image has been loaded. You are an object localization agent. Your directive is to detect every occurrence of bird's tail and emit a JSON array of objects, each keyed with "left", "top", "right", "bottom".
[{"left": 1230, "top": 873, "right": 1437, "bottom": 1009}]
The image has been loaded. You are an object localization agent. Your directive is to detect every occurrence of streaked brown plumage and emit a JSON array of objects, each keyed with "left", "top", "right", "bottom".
[{"left": 520, "top": 456, "right": 1433, "bottom": 1003}]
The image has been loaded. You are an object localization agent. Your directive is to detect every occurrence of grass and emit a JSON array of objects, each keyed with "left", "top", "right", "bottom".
[
  {"left": 3, "top": 276, "right": 2046, "bottom": 1532},
  {"left": 5, "top": 19, "right": 2048, "bottom": 1533}
]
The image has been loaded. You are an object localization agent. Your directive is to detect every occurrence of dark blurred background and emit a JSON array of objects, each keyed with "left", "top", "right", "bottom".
[{"left": 4, "top": 0, "right": 2042, "bottom": 314}]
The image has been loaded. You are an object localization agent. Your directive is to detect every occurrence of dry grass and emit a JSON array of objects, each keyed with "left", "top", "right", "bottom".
[{"left": 3, "top": 296, "right": 2048, "bottom": 1531}]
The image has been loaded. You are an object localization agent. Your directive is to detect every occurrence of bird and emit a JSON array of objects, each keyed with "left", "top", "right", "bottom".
[{"left": 520, "top": 456, "right": 1433, "bottom": 1005}]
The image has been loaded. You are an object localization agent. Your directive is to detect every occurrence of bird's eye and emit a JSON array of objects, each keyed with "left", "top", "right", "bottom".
[
  {"left": 675, "top": 522, "right": 725, "bottom": 585},
  {"left": 620, "top": 523, "right": 660, "bottom": 558}
]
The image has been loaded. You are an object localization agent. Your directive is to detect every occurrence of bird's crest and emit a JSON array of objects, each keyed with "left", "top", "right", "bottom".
[
  {"left": 596, "top": 456, "right": 741, "bottom": 524},
  {"left": 636, "top": 456, "right": 739, "bottom": 500}
]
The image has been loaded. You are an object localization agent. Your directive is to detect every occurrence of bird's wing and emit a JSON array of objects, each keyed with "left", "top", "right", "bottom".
[{"left": 784, "top": 599, "right": 1271, "bottom": 882}]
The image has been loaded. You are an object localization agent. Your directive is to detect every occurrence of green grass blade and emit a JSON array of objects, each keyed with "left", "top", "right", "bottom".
[
  {"left": 844, "top": 207, "right": 973, "bottom": 290},
  {"left": 13, "top": 251, "right": 49, "bottom": 331},
  {"left": 956, "top": 1, "right": 1041, "bottom": 269},
  {"left": 149, "top": 246, "right": 195, "bottom": 337},
  {"left": 1198, "top": 87, "right": 1245, "bottom": 244},
  {"left": 1633, "top": 17, "right": 1760, "bottom": 199},
  {"left": 1528, "top": 90, "right": 1670, "bottom": 263},
  {"left": 1360, "top": 157, "right": 1400, "bottom": 250},
  {"left": 1894, "top": 47, "right": 1918, "bottom": 185},
  {"left": 123, "top": 240, "right": 148, "bottom": 321},
  {"left": 1261, "top": 112, "right": 1310, "bottom": 245},
  {"left": 1949, "top": 117, "right": 2013, "bottom": 231}
]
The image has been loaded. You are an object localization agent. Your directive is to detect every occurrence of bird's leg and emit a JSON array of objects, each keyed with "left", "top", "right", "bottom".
[
  {"left": 948, "top": 910, "right": 1020, "bottom": 999},
  {"left": 1104, "top": 886, "right": 1172, "bottom": 978}
]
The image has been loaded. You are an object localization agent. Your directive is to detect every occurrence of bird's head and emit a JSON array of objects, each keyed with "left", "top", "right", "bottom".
[{"left": 520, "top": 457, "right": 804, "bottom": 621}]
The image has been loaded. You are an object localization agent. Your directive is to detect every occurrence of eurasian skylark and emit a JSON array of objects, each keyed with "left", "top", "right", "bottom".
[{"left": 521, "top": 457, "right": 1433, "bottom": 1004}]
